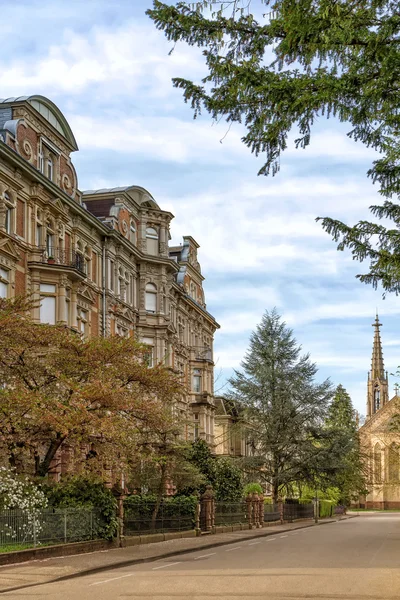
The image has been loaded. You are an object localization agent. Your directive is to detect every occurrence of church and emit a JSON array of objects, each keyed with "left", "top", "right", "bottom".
[{"left": 359, "top": 315, "right": 400, "bottom": 508}]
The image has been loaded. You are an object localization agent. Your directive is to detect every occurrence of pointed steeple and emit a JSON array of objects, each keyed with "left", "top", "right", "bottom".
[
  {"left": 366, "top": 313, "right": 389, "bottom": 419},
  {"left": 371, "top": 313, "right": 385, "bottom": 380}
]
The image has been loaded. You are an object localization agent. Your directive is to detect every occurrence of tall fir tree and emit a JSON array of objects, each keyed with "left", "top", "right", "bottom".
[
  {"left": 148, "top": 0, "right": 400, "bottom": 294},
  {"left": 229, "top": 309, "right": 333, "bottom": 501},
  {"left": 324, "top": 385, "right": 367, "bottom": 505}
]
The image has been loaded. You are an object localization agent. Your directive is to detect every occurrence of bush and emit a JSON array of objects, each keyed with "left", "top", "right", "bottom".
[
  {"left": 319, "top": 500, "right": 335, "bottom": 518},
  {"left": 243, "top": 483, "right": 263, "bottom": 497},
  {"left": 42, "top": 476, "right": 118, "bottom": 540}
]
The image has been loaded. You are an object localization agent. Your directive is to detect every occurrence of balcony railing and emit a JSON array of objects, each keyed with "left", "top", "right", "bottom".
[
  {"left": 38, "top": 247, "right": 86, "bottom": 275},
  {"left": 192, "top": 346, "right": 213, "bottom": 362}
]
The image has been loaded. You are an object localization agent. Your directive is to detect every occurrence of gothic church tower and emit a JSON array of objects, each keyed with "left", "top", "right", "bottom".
[{"left": 367, "top": 314, "right": 389, "bottom": 419}]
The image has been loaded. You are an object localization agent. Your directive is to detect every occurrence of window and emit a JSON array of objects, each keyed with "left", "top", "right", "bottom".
[
  {"left": 40, "top": 284, "right": 56, "bottom": 324},
  {"left": 36, "top": 211, "right": 43, "bottom": 246},
  {"left": 374, "top": 387, "right": 380, "bottom": 412},
  {"left": 193, "top": 369, "right": 201, "bottom": 393},
  {"left": 146, "top": 227, "right": 159, "bottom": 256},
  {"left": 46, "top": 232, "right": 54, "bottom": 257},
  {"left": 38, "top": 148, "right": 44, "bottom": 173},
  {"left": 374, "top": 443, "right": 382, "bottom": 483},
  {"left": 145, "top": 283, "right": 157, "bottom": 313},
  {"left": 109, "top": 260, "right": 114, "bottom": 291},
  {"left": 0, "top": 268, "right": 9, "bottom": 298},
  {"left": 389, "top": 443, "right": 400, "bottom": 482},
  {"left": 77, "top": 308, "right": 88, "bottom": 335},
  {"left": 142, "top": 338, "right": 154, "bottom": 367},
  {"left": 47, "top": 158, "right": 54, "bottom": 181},
  {"left": 4, "top": 193, "right": 14, "bottom": 235},
  {"left": 130, "top": 220, "right": 136, "bottom": 244}
]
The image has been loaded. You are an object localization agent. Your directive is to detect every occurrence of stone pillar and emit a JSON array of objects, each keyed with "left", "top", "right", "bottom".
[
  {"left": 201, "top": 485, "right": 215, "bottom": 532},
  {"left": 57, "top": 277, "right": 67, "bottom": 324},
  {"left": 278, "top": 499, "right": 284, "bottom": 524},
  {"left": 70, "top": 285, "right": 78, "bottom": 329},
  {"left": 258, "top": 494, "right": 265, "bottom": 527}
]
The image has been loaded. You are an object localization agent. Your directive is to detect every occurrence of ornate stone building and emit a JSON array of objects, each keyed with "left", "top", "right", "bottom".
[
  {"left": 359, "top": 315, "right": 400, "bottom": 508},
  {"left": 0, "top": 95, "right": 219, "bottom": 467}
]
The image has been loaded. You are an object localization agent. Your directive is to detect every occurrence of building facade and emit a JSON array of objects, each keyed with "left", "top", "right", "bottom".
[
  {"left": 359, "top": 315, "right": 400, "bottom": 508},
  {"left": 0, "top": 95, "right": 219, "bottom": 464}
]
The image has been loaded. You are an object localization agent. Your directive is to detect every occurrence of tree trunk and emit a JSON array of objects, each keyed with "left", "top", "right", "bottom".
[
  {"left": 36, "top": 435, "right": 66, "bottom": 477},
  {"left": 151, "top": 462, "right": 167, "bottom": 531}
]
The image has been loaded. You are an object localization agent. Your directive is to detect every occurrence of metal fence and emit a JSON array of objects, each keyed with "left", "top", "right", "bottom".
[
  {"left": 0, "top": 508, "right": 103, "bottom": 550},
  {"left": 334, "top": 505, "right": 346, "bottom": 515},
  {"left": 283, "top": 502, "right": 314, "bottom": 522},
  {"left": 214, "top": 502, "right": 248, "bottom": 526},
  {"left": 124, "top": 500, "right": 196, "bottom": 535},
  {"left": 264, "top": 503, "right": 280, "bottom": 522}
]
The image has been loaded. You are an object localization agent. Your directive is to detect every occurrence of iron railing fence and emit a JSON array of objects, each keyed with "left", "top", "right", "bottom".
[
  {"left": 214, "top": 502, "right": 248, "bottom": 526},
  {"left": 124, "top": 500, "right": 196, "bottom": 535},
  {"left": 283, "top": 502, "right": 314, "bottom": 521},
  {"left": 39, "top": 246, "right": 86, "bottom": 274},
  {"left": 334, "top": 505, "right": 346, "bottom": 515},
  {"left": 264, "top": 503, "right": 280, "bottom": 522},
  {"left": 0, "top": 508, "right": 103, "bottom": 550}
]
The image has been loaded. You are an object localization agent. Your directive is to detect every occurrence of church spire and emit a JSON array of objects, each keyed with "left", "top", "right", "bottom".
[
  {"left": 371, "top": 313, "right": 385, "bottom": 380},
  {"left": 367, "top": 313, "right": 389, "bottom": 419}
]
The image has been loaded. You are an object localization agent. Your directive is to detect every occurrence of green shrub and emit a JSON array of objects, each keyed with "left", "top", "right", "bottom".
[
  {"left": 42, "top": 475, "right": 118, "bottom": 539},
  {"left": 319, "top": 500, "right": 335, "bottom": 518},
  {"left": 243, "top": 483, "right": 263, "bottom": 497}
]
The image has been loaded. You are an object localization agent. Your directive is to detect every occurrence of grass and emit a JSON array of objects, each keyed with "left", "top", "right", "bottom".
[{"left": 348, "top": 508, "right": 400, "bottom": 512}]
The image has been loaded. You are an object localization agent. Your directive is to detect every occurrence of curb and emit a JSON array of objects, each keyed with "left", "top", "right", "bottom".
[{"left": 0, "top": 516, "right": 354, "bottom": 595}]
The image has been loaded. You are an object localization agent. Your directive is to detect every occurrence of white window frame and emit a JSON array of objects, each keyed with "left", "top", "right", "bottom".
[
  {"left": 77, "top": 307, "right": 88, "bottom": 335},
  {"left": 39, "top": 283, "right": 57, "bottom": 324},
  {"left": 0, "top": 268, "right": 9, "bottom": 298},
  {"left": 47, "top": 158, "right": 54, "bottom": 181},
  {"left": 193, "top": 369, "right": 202, "bottom": 393},
  {"left": 145, "top": 283, "right": 157, "bottom": 313},
  {"left": 146, "top": 227, "right": 159, "bottom": 256}
]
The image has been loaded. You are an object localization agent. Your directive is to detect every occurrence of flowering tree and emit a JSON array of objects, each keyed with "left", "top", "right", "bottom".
[{"left": 0, "top": 297, "right": 183, "bottom": 478}]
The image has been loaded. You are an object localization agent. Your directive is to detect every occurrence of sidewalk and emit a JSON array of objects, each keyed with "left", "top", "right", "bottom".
[{"left": 0, "top": 515, "right": 353, "bottom": 595}]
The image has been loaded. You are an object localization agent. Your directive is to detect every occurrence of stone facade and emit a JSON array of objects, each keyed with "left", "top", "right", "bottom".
[
  {"left": 214, "top": 397, "right": 251, "bottom": 457},
  {"left": 359, "top": 316, "right": 400, "bottom": 508},
  {"left": 0, "top": 95, "right": 220, "bottom": 469}
]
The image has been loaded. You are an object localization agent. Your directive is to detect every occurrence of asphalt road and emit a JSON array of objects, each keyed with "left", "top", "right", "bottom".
[{"left": 2, "top": 514, "right": 400, "bottom": 599}]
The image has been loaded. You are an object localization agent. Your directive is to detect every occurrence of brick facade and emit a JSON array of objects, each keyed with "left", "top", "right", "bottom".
[{"left": 0, "top": 96, "right": 220, "bottom": 476}]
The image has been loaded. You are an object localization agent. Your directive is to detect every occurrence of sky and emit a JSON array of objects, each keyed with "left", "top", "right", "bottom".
[{"left": 2, "top": 0, "right": 400, "bottom": 416}]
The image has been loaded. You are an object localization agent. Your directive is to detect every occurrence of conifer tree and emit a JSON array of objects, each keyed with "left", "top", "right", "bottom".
[
  {"left": 324, "top": 385, "right": 367, "bottom": 505},
  {"left": 229, "top": 309, "right": 333, "bottom": 502},
  {"left": 148, "top": 0, "right": 400, "bottom": 293}
]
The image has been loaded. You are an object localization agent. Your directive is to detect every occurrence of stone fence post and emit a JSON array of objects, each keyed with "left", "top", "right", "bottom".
[
  {"left": 278, "top": 499, "right": 284, "bottom": 524},
  {"left": 201, "top": 485, "right": 215, "bottom": 532},
  {"left": 258, "top": 494, "right": 265, "bottom": 527},
  {"left": 252, "top": 493, "right": 260, "bottom": 528}
]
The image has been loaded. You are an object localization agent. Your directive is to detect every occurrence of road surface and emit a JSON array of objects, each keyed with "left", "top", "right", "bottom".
[{"left": 2, "top": 514, "right": 400, "bottom": 599}]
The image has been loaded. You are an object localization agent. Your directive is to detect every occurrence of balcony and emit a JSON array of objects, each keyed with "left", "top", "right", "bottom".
[
  {"left": 28, "top": 247, "right": 87, "bottom": 280},
  {"left": 191, "top": 346, "right": 213, "bottom": 363}
]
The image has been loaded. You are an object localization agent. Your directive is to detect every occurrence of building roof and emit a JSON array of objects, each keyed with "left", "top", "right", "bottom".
[
  {"left": 0, "top": 95, "right": 78, "bottom": 151},
  {"left": 82, "top": 185, "right": 160, "bottom": 209}
]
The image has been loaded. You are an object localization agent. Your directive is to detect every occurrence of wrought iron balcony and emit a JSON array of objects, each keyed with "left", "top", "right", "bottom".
[{"left": 36, "top": 247, "right": 87, "bottom": 275}]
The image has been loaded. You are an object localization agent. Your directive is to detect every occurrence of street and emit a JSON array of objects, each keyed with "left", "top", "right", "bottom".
[{"left": 1, "top": 514, "right": 400, "bottom": 599}]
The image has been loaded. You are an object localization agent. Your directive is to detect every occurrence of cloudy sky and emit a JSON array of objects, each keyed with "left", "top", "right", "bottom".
[{"left": 2, "top": 0, "right": 400, "bottom": 415}]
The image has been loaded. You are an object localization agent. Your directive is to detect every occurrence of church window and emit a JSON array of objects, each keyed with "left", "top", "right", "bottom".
[
  {"left": 388, "top": 443, "right": 399, "bottom": 482},
  {"left": 374, "top": 443, "right": 382, "bottom": 483},
  {"left": 374, "top": 387, "right": 380, "bottom": 412}
]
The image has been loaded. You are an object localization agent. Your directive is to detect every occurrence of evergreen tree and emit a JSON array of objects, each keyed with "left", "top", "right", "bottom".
[
  {"left": 229, "top": 309, "right": 333, "bottom": 502},
  {"left": 148, "top": 0, "right": 400, "bottom": 294},
  {"left": 324, "top": 385, "right": 367, "bottom": 505}
]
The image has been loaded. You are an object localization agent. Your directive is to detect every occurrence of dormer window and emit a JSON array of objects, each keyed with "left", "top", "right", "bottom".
[
  {"left": 38, "top": 139, "right": 58, "bottom": 182},
  {"left": 145, "top": 283, "right": 157, "bottom": 313},
  {"left": 4, "top": 193, "right": 14, "bottom": 235},
  {"left": 146, "top": 227, "right": 158, "bottom": 256}
]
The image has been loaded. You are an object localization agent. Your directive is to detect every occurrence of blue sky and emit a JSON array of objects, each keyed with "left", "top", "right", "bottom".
[{"left": 2, "top": 0, "right": 400, "bottom": 415}]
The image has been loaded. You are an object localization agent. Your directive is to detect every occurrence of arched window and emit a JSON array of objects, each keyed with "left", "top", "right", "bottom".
[
  {"left": 145, "top": 283, "right": 157, "bottom": 313},
  {"left": 146, "top": 227, "right": 158, "bottom": 256},
  {"left": 374, "top": 443, "right": 382, "bottom": 483},
  {"left": 389, "top": 443, "right": 399, "bottom": 482},
  {"left": 130, "top": 220, "right": 136, "bottom": 245},
  {"left": 374, "top": 387, "right": 381, "bottom": 412}
]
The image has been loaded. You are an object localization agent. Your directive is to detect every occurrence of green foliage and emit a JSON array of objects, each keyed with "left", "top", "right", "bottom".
[
  {"left": 229, "top": 309, "right": 333, "bottom": 501},
  {"left": 42, "top": 476, "right": 118, "bottom": 540},
  {"left": 148, "top": 0, "right": 400, "bottom": 295},
  {"left": 183, "top": 440, "right": 243, "bottom": 501},
  {"left": 243, "top": 483, "right": 263, "bottom": 497},
  {"left": 124, "top": 494, "right": 198, "bottom": 518},
  {"left": 319, "top": 500, "right": 335, "bottom": 518},
  {"left": 323, "top": 385, "right": 368, "bottom": 506}
]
